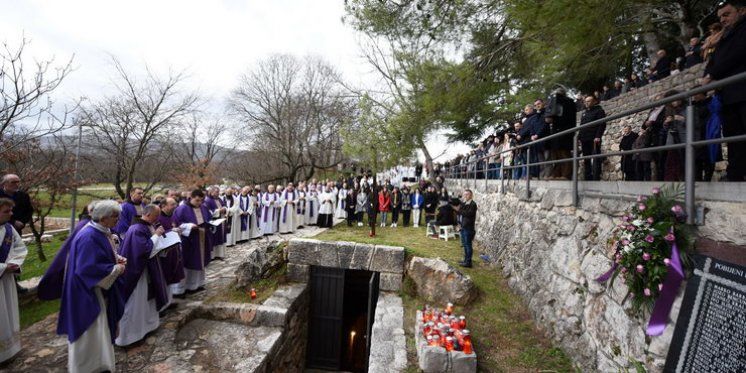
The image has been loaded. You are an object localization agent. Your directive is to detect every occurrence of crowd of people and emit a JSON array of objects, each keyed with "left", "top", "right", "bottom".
[
  {"left": 0, "top": 169, "right": 479, "bottom": 372},
  {"left": 445, "top": 1, "right": 746, "bottom": 183}
]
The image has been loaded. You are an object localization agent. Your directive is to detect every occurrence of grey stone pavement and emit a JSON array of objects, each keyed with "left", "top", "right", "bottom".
[{"left": 1, "top": 225, "right": 329, "bottom": 373}]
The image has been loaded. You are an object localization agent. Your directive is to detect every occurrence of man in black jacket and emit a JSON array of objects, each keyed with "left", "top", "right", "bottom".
[
  {"left": 578, "top": 96, "right": 607, "bottom": 180},
  {"left": 456, "top": 190, "right": 478, "bottom": 268},
  {"left": 0, "top": 174, "right": 32, "bottom": 234},
  {"left": 704, "top": 0, "right": 746, "bottom": 181},
  {"left": 545, "top": 88, "right": 578, "bottom": 179},
  {"left": 651, "top": 49, "right": 672, "bottom": 81}
]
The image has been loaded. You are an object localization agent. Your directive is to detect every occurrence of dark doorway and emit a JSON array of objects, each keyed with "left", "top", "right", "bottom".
[{"left": 306, "top": 266, "right": 379, "bottom": 372}]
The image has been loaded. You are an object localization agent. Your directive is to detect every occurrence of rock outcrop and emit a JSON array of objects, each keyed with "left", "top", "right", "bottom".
[{"left": 407, "top": 256, "right": 477, "bottom": 306}]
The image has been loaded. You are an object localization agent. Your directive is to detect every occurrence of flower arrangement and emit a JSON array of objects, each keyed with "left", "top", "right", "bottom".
[{"left": 598, "top": 185, "right": 696, "bottom": 317}]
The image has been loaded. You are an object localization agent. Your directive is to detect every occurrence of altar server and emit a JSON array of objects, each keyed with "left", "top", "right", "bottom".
[{"left": 0, "top": 198, "right": 27, "bottom": 363}]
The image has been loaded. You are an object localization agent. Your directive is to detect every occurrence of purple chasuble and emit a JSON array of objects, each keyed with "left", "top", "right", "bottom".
[
  {"left": 117, "top": 221, "right": 169, "bottom": 310},
  {"left": 37, "top": 218, "right": 90, "bottom": 300},
  {"left": 113, "top": 201, "right": 142, "bottom": 236},
  {"left": 157, "top": 212, "right": 185, "bottom": 285},
  {"left": 173, "top": 203, "right": 213, "bottom": 270},
  {"left": 57, "top": 225, "right": 125, "bottom": 343},
  {"left": 204, "top": 196, "right": 226, "bottom": 246}
]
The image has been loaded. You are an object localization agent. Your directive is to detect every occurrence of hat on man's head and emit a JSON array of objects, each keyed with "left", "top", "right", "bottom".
[{"left": 450, "top": 198, "right": 461, "bottom": 207}]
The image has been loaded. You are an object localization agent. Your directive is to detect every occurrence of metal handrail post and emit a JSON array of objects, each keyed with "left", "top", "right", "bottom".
[
  {"left": 500, "top": 160, "right": 505, "bottom": 194},
  {"left": 572, "top": 132, "right": 579, "bottom": 207},
  {"left": 485, "top": 157, "right": 489, "bottom": 190},
  {"left": 472, "top": 161, "right": 476, "bottom": 188},
  {"left": 525, "top": 147, "right": 532, "bottom": 199},
  {"left": 685, "top": 98, "right": 695, "bottom": 224}
]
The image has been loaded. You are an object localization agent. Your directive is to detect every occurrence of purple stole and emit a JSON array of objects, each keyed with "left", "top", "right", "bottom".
[
  {"left": 262, "top": 193, "right": 275, "bottom": 223},
  {"left": 239, "top": 195, "right": 249, "bottom": 231},
  {"left": 282, "top": 190, "right": 296, "bottom": 223},
  {"left": 308, "top": 191, "right": 316, "bottom": 217},
  {"left": 1, "top": 223, "right": 13, "bottom": 263},
  {"left": 297, "top": 192, "right": 306, "bottom": 215}
]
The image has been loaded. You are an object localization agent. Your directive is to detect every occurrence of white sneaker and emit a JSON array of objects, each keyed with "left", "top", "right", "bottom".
[
  {"left": 393, "top": 223, "right": 398, "bottom": 227},
  {"left": 414, "top": 224, "right": 419, "bottom": 228},
  {"left": 357, "top": 222, "right": 363, "bottom": 227}
]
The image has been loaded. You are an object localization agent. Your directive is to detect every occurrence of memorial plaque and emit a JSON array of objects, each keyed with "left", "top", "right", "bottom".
[{"left": 664, "top": 255, "right": 746, "bottom": 373}]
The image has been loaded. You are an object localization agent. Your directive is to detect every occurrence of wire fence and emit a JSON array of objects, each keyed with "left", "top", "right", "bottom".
[{"left": 443, "top": 71, "right": 746, "bottom": 225}]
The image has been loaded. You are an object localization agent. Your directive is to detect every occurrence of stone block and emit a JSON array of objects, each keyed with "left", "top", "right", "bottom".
[
  {"left": 253, "top": 305, "right": 287, "bottom": 327},
  {"left": 419, "top": 345, "right": 449, "bottom": 373},
  {"left": 286, "top": 263, "right": 309, "bottom": 283},
  {"left": 286, "top": 238, "right": 319, "bottom": 264},
  {"left": 451, "top": 350, "right": 478, "bottom": 373},
  {"left": 335, "top": 240, "right": 358, "bottom": 269},
  {"left": 379, "top": 272, "right": 403, "bottom": 291},
  {"left": 350, "top": 242, "right": 374, "bottom": 270},
  {"left": 370, "top": 244, "right": 405, "bottom": 274}
]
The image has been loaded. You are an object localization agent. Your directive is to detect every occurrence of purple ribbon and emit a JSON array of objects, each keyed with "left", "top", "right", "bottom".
[
  {"left": 646, "top": 243, "right": 684, "bottom": 336},
  {"left": 282, "top": 191, "right": 295, "bottom": 223},
  {"left": 595, "top": 262, "right": 618, "bottom": 283}
]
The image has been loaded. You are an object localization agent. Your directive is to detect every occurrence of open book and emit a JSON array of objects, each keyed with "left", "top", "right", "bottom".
[
  {"left": 209, "top": 218, "right": 226, "bottom": 226},
  {"left": 150, "top": 231, "right": 181, "bottom": 258}
]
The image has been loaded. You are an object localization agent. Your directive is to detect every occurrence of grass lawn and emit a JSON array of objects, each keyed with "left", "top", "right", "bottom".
[
  {"left": 18, "top": 232, "right": 68, "bottom": 329},
  {"left": 316, "top": 216, "right": 575, "bottom": 372}
]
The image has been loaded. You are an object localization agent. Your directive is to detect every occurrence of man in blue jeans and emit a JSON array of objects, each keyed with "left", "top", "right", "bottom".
[{"left": 456, "top": 189, "right": 478, "bottom": 268}]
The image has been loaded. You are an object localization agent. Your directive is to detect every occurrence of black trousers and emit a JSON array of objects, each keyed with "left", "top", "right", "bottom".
[
  {"left": 722, "top": 103, "right": 746, "bottom": 181},
  {"left": 402, "top": 210, "right": 411, "bottom": 226},
  {"left": 391, "top": 207, "right": 400, "bottom": 224},
  {"left": 635, "top": 160, "right": 652, "bottom": 181},
  {"left": 356, "top": 211, "right": 364, "bottom": 222},
  {"left": 580, "top": 140, "right": 602, "bottom": 180}
]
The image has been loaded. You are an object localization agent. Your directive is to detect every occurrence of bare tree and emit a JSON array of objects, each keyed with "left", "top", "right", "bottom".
[
  {"left": 173, "top": 113, "right": 230, "bottom": 188},
  {"left": 77, "top": 58, "right": 199, "bottom": 198},
  {"left": 0, "top": 37, "right": 76, "bottom": 158},
  {"left": 229, "top": 54, "right": 352, "bottom": 182},
  {"left": 2, "top": 136, "right": 80, "bottom": 260}
]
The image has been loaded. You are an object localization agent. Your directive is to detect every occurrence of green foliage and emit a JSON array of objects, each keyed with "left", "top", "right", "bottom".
[
  {"left": 606, "top": 184, "right": 695, "bottom": 313},
  {"left": 340, "top": 95, "right": 416, "bottom": 173}
]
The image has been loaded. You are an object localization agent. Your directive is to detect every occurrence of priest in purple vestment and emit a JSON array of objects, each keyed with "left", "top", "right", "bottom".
[
  {"left": 157, "top": 197, "right": 186, "bottom": 298},
  {"left": 204, "top": 186, "right": 227, "bottom": 260},
  {"left": 173, "top": 189, "right": 212, "bottom": 293},
  {"left": 37, "top": 202, "right": 97, "bottom": 301},
  {"left": 57, "top": 200, "right": 126, "bottom": 373},
  {"left": 115, "top": 204, "right": 168, "bottom": 346},
  {"left": 113, "top": 187, "right": 145, "bottom": 237}
]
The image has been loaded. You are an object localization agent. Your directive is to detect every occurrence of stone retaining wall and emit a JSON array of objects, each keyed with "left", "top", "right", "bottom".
[{"left": 446, "top": 179, "right": 745, "bottom": 372}]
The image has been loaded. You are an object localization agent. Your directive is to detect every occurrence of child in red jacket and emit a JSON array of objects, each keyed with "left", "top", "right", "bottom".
[{"left": 378, "top": 189, "right": 391, "bottom": 227}]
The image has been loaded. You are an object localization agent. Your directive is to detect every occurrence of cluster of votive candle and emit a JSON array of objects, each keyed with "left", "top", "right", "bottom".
[{"left": 421, "top": 302, "right": 473, "bottom": 354}]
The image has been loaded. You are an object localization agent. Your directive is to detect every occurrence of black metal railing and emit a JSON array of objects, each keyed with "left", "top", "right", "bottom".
[{"left": 443, "top": 70, "right": 746, "bottom": 225}]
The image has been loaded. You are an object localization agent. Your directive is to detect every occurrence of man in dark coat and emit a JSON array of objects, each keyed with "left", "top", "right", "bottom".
[
  {"left": 651, "top": 49, "right": 672, "bottom": 80},
  {"left": 545, "top": 88, "right": 578, "bottom": 179},
  {"left": 685, "top": 37, "right": 704, "bottom": 68},
  {"left": 619, "top": 125, "right": 639, "bottom": 180},
  {"left": 578, "top": 96, "right": 607, "bottom": 180},
  {"left": 704, "top": 0, "right": 746, "bottom": 181},
  {"left": 0, "top": 174, "right": 32, "bottom": 234}
]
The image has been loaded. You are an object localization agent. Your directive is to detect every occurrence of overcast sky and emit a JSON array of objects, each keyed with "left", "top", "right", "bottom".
[{"left": 1, "top": 0, "right": 471, "bottom": 162}]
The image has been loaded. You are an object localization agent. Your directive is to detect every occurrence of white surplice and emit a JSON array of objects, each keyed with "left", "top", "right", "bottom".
[
  {"left": 238, "top": 194, "right": 252, "bottom": 241},
  {"left": 260, "top": 192, "right": 278, "bottom": 235},
  {"left": 305, "top": 190, "right": 319, "bottom": 226},
  {"left": 278, "top": 190, "right": 298, "bottom": 234},
  {"left": 335, "top": 189, "right": 348, "bottom": 219},
  {"left": 224, "top": 195, "right": 242, "bottom": 247},
  {"left": 0, "top": 226, "right": 27, "bottom": 363},
  {"left": 115, "top": 267, "right": 159, "bottom": 346},
  {"left": 249, "top": 195, "right": 263, "bottom": 239}
]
